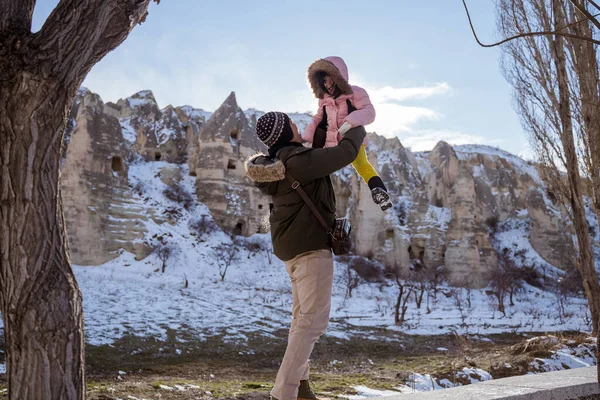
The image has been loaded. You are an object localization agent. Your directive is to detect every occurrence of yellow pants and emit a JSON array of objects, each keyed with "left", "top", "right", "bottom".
[{"left": 352, "top": 145, "right": 378, "bottom": 184}]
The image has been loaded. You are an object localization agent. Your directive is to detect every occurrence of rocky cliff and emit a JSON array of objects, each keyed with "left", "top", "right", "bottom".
[{"left": 60, "top": 89, "right": 576, "bottom": 287}]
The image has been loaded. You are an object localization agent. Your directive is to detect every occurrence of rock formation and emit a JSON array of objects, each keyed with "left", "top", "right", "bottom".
[
  {"left": 191, "top": 92, "right": 268, "bottom": 236},
  {"left": 60, "top": 88, "right": 577, "bottom": 288},
  {"left": 61, "top": 89, "right": 148, "bottom": 265}
]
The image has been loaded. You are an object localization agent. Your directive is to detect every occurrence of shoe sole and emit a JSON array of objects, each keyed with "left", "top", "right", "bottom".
[
  {"left": 372, "top": 191, "right": 393, "bottom": 212},
  {"left": 381, "top": 201, "right": 393, "bottom": 211},
  {"left": 372, "top": 191, "right": 390, "bottom": 202}
]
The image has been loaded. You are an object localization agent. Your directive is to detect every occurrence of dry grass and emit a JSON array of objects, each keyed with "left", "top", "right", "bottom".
[{"left": 0, "top": 330, "right": 594, "bottom": 399}]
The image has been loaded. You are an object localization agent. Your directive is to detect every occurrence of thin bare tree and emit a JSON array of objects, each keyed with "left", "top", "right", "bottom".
[
  {"left": 496, "top": 0, "right": 600, "bottom": 339},
  {"left": 213, "top": 243, "right": 239, "bottom": 282},
  {"left": 0, "top": 1, "right": 158, "bottom": 398},
  {"left": 155, "top": 243, "right": 177, "bottom": 273},
  {"left": 564, "top": 0, "right": 600, "bottom": 227},
  {"left": 388, "top": 269, "right": 414, "bottom": 326}
]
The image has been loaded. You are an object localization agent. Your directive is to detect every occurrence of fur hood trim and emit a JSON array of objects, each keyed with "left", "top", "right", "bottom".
[
  {"left": 245, "top": 153, "right": 286, "bottom": 182},
  {"left": 307, "top": 57, "right": 353, "bottom": 99}
]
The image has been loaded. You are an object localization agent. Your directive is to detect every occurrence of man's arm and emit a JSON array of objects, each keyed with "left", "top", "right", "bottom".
[{"left": 290, "top": 126, "right": 367, "bottom": 184}]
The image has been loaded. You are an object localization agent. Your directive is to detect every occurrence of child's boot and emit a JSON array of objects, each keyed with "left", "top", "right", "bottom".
[{"left": 368, "top": 176, "right": 393, "bottom": 211}]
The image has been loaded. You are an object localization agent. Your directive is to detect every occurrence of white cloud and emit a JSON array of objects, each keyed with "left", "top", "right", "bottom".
[
  {"left": 348, "top": 78, "right": 452, "bottom": 138},
  {"left": 370, "top": 103, "right": 441, "bottom": 134},
  {"left": 369, "top": 82, "right": 451, "bottom": 103}
]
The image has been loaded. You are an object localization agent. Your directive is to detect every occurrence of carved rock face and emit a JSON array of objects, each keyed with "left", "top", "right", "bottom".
[
  {"left": 62, "top": 89, "right": 574, "bottom": 289},
  {"left": 62, "top": 89, "right": 150, "bottom": 265},
  {"left": 192, "top": 92, "right": 267, "bottom": 236}
]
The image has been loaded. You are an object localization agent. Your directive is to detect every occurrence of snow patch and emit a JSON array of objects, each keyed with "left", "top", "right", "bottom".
[
  {"left": 120, "top": 117, "right": 137, "bottom": 144},
  {"left": 455, "top": 144, "right": 542, "bottom": 185},
  {"left": 180, "top": 105, "right": 213, "bottom": 122},
  {"left": 344, "top": 386, "right": 402, "bottom": 399}
]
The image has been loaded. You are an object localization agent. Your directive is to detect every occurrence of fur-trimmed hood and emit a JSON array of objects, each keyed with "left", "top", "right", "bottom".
[
  {"left": 307, "top": 56, "right": 353, "bottom": 99},
  {"left": 245, "top": 153, "right": 285, "bottom": 182}
]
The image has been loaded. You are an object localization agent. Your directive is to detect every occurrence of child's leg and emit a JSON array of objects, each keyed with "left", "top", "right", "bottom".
[
  {"left": 352, "top": 146, "right": 393, "bottom": 211},
  {"left": 351, "top": 145, "right": 379, "bottom": 185}
]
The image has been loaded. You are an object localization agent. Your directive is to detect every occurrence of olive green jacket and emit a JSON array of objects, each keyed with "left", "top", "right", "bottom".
[{"left": 245, "top": 126, "right": 366, "bottom": 261}]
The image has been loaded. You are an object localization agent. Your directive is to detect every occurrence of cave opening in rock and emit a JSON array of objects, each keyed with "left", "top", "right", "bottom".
[
  {"left": 233, "top": 221, "right": 244, "bottom": 235},
  {"left": 111, "top": 156, "right": 124, "bottom": 172}
]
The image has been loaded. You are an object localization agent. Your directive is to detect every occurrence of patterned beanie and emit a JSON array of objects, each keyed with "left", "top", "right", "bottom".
[{"left": 256, "top": 112, "right": 294, "bottom": 148}]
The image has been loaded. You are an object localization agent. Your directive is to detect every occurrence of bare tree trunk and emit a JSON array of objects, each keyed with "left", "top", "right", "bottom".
[
  {"left": 0, "top": 1, "right": 154, "bottom": 398},
  {"left": 493, "top": 289, "right": 506, "bottom": 316},
  {"left": 0, "top": 76, "right": 86, "bottom": 400},
  {"left": 551, "top": 0, "right": 600, "bottom": 335},
  {"left": 394, "top": 280, "right": 405, "bottom": 325},
  {"left": 563, "top": 2, "right": 600, "bottom": 382},
  {"left": 399, "top": 287, "right": 413, "bottom": 325},
  {"left": 498, "top": 0, "right": 600, "bottom": 381},
  {"left": 415, "top": 285, "right": 424, "bottom": 309},
  {"left": 567, "top": 0, "right": 600, "bottom": 226},
  {"left": 394, "top": 277, "right": 413, "bottom": 326}
]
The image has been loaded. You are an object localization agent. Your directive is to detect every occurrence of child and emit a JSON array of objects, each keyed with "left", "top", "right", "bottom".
[{"left": 302, "top": 56, "right": 393, "bottom": 211}]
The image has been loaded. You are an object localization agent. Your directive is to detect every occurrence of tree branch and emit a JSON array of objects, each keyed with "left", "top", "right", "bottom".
[
  {"left": 587, "top": 0, "right": 600, "bottom": 12},
  {"left": 33, "top": 0, "right": 157, "bottom": 87},
  {"left": 462, "top": 0, "right": 600, "bottom": 47},
  {"left": 0, "top": 0, "right": 37, "bottom": 33},
  {"left": 569, "top": 0, "right": 600, "bottom": 31}
]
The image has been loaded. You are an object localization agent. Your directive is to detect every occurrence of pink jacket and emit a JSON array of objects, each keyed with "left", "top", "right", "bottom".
[{"left": 302, "top": 56, "right": 375, "bottom": 148}]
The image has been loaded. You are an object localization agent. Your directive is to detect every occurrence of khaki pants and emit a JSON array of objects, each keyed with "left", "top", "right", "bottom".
[{"left": 271, "top": 249, "right": 334, "bottom": 400}]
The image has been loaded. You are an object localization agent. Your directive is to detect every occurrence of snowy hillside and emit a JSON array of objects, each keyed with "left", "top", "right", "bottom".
[
  {"left": 65, "top": 157, "right": 595, "bottom": 395},
  {"left": 70, "top": 159, "right": 592, "bottom": 342}
]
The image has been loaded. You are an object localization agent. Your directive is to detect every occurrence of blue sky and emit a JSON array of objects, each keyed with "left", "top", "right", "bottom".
[{"left": 33, "top": 1, "right": 528, "bottom": 156}]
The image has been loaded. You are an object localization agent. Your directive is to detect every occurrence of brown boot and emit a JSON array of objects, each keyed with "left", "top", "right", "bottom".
[{"left": 298, "top": 380, "right": 317, "bottom": 400}]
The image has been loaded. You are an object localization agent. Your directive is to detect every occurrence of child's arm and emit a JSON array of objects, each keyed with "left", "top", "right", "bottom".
[
  {"left": 343, "top": 86, "right": 376, "bottom": 130},
  {"left": 302, "top": 105, "right": 325, "bottom": 144}
]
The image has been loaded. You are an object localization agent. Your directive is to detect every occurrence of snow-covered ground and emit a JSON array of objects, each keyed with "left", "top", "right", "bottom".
[
  {"left": 77, "top": 160, "right": 596, "bottom": 396},
  {"left": 343, "top": 367, "right": 493, "bottom": 399},
  {"left": 77, "top": 245, "right": 591, "bottom": 347},
  {"left": 343, "top": 336, "right": 597, "bottom": 398},
  {"left": 0, "top": 159, "right": 596, "bottom": 395},
  {"left": 68, "top": 160, "right": 593, "bottom": 348}
]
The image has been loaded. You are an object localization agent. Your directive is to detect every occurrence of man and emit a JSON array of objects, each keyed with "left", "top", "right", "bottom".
[{"left": 245, "top": 111, "right": 366, "bottom": 400}]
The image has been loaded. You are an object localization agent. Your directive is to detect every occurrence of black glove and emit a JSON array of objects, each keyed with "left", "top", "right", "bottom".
[{"left": 313, "top": 106, "right": 328, "bottom": 149}]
